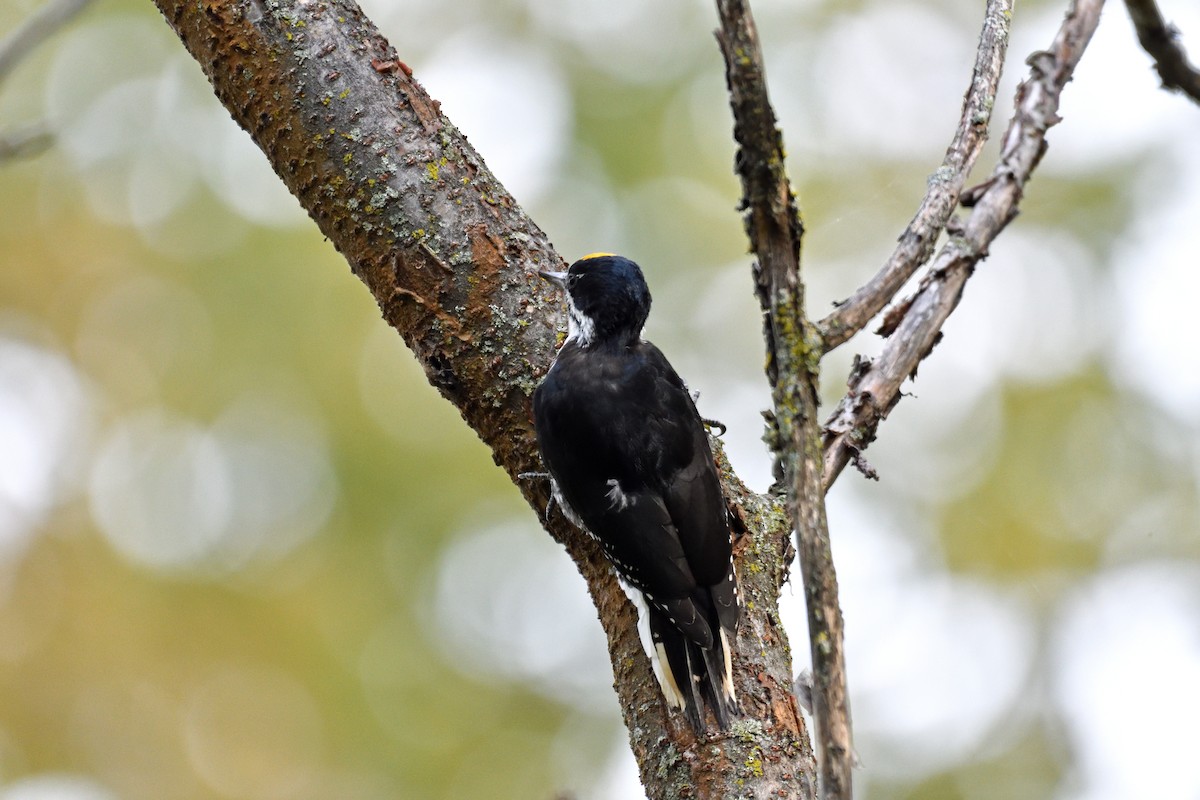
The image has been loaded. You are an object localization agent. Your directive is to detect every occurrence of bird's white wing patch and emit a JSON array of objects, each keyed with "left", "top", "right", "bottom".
[{"left": 605, "top": 478, "right": 632, "bottom": 511}]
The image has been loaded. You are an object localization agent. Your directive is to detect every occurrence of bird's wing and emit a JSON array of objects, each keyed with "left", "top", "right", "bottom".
[
  {"left": 636, "top": 344, "right": 735, "bottom": 588},
  {"left": 534, "top": 343, "right": 733, "bottom": 624}
]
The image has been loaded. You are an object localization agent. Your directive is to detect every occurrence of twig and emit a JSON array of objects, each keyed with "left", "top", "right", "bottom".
[
  {"left": 817, "top": 0, "right": 1013, "bottom": 352},
  {"left": 0, "top": 0, "right": 94, "bottom": 164},
  {"left": 822, "top": 0, "right": 1107, "bottom": 493},
  {"left": 0, "top": 0, "right": 93, "bottom": 90},
  {"left": 714, "top": 1, "right": 852, "bottom": 797},
  {"left": 0, "top": 121, "right": 52, "bottom": 162},
  {"left": 1123, "top": 0, "right": 1200, "bottom": 103}
]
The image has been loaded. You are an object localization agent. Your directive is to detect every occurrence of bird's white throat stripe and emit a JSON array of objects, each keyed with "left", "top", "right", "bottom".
[{"left": 566, "top": 295, "right": 596, "bottom": 346}]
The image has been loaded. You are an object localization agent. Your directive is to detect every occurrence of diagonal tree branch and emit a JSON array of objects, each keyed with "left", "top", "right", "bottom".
[
  {"left": 1123, "top": 0, "right": 1200, "bottom": 103},
  {"left": 817, "top": 0, "right": 1013, "bottom": 352},
  {"left": 152, "top": 0, "right": 813, "bottom": 797},
  {"left": 714, "top": 1, "right": 851, "bottom": 797},
  {"left": 822, "top": 0, "right": 1107, "bottom": 494}
]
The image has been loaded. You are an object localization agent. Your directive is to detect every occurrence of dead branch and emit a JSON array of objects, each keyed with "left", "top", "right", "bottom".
[
  {"left": 714, "top": 0, "right": 849, "bottom": 796},
  {"left": 817, "top": 0, "right": 1014, "bottom": 352},
  {"left": 822, "top": 0, "right": 1107, "bottom": 493},
  {"left": 1123, "top": 0, "right": 1200, "bottom": 103}
]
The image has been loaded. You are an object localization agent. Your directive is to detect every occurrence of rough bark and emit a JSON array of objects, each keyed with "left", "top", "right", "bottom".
[
  {"left": 714, "top": 1, "right": 849, "bottom": 797},
  {"left": 151, "top": 0, "right": 813, "bottom": 797},
  {"left": 145, "top": 0, "right": 1112, "bottom": 796}
]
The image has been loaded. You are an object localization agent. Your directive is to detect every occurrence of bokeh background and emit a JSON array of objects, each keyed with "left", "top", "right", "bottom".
[{"left": 2, "top": 0, "right": 1199, "bottom": 797}]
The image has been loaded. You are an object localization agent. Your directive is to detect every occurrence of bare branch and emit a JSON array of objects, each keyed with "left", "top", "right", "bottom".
[
  {"left": 817, "top": 0, "right": 1013, "bottom": 352},
  {"left": 0, "top": 0, "right": 92, "bottom": 89},
  {"left": 1123, "top": 0, "right": 1200, "bottom": 103},
  {"left": 822, "top": 0, "right": 1107, "bottom": 493},
  {"left": 0, "top": 0, "right": 94, "bottom": 163},
  {"left": 714, "top": 1, "right": 850, "bottom": 797}
]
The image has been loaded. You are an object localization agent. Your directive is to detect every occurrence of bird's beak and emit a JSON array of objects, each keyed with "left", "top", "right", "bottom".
[{"left": 538, "top": 269, "right": 568, "bottom": 290}]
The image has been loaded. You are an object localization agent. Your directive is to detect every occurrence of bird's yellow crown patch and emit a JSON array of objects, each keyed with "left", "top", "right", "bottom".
[{"left": 578, "top": 252, "right": 616, "bottom": 263}]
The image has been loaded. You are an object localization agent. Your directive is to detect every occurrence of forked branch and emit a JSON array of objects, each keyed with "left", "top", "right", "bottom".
[
  {"left": 822, "top": 0, "right": 1107, "bottom": 493},
  {"left": 817, "top": 0, "right": 1013, "bottom": 352}
]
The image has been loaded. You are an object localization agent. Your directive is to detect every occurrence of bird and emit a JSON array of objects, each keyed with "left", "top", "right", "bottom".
[{"left": 531, "top": 252, "right": 740, "bottom": 733}]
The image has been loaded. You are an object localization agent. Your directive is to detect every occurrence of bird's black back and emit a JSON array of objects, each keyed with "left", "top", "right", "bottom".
[
  {"left": 534, "top": 340, "right": 733, "bottom": 604},
  {"left": 532, "top": 253, "right": 740, "bottom": 732}
]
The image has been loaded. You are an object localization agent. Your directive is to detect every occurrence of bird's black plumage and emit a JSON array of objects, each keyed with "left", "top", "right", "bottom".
[{"left": 532, "top": 254, "right": 739, "bottom": 732}]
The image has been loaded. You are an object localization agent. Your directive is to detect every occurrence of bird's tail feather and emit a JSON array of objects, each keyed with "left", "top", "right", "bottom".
[{"left": 650, "top": 606, "right": 738, "bottom": 734}]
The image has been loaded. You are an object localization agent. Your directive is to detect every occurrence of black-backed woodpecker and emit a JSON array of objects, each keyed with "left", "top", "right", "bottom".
[{"left": 532, "top": 253, "right": 740, "bottom": 733}]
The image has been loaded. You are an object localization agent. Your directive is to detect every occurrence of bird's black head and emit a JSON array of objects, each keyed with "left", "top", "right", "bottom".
[{"left": 540, "top": 254, "right": 652, "bottom": 347}]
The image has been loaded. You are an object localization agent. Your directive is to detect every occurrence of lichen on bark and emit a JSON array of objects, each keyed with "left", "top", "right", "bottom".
[{"left": 152, "top": 0, "right": 817, "bottom": 796}]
